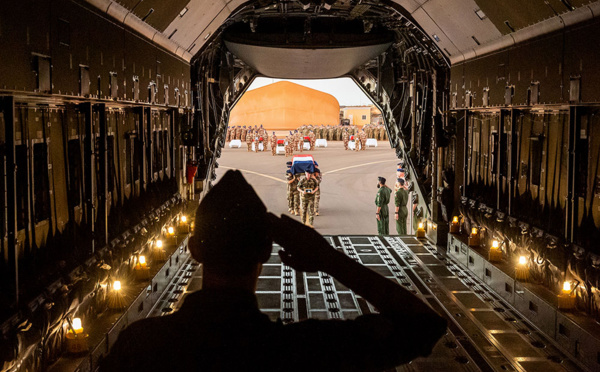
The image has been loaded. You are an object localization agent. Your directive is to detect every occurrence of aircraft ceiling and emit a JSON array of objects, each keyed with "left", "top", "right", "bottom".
[{"left": 93, "top": 0, "right": 600, "bottom": 66}]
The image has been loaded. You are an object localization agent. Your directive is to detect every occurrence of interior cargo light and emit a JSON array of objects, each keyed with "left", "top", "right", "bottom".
[
  {"left": 416, "top": 222, "right": 425, "bottom": 238},
  {"left": 515, "top": 256, "right": 529, "bottom": 281},
  {"left": 468, "top": 227, "right": 479, "bottom": 247},
  {"left": 66, "top": 317, "right": 88, "bottom": 353},
  {"left": 71, "top": 318, "right": 83, "bottom": 334},
  {"left": 489, "top": 240, "right": 502, "bottom": 262},
  {"left": 450, "top": 216, "right": 460, "bottom": 233},
  {"left": 108, "top": 281, "right": 126, "bottom": 309},
  {"left": 558, "top": 280, "right": 576, "bottom": 310}
]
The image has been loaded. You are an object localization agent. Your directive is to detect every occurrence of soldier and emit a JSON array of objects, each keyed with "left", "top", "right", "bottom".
[
  {"left": 286, "top": 133, "right": 294, "bottom": 157},
  {"left": 271, "top": 132, "right": 277, "bottom": 156},
  {"left": 246, "top": 129, "right": 253, "bottom": 152},
  {"left": 342, "top": 129, "right": 349, "bottom": 150},
  {"left": 359, "top": 129, "right": 367, "bottom": 151},
  {"left": 336, "top": 126, "right": 342, "bottom": 141},
  {"left": 292, "top": 172, "right": 301, "bottom": 215},
  {"left": 241, "top": 126, "right": 247, "bottom": 142},
  {"left": 375, "top": 176, "right": 392, "bottom": 235},
  {"left": 297, "top": 171, "right": 319, "bottom": 227},
  {"left": 295, "top": 130, "right": 303, "bottom": 153},
  {"left": 309, "top": 130, "right": 316, "bottom": 150},
  {"left": 286, "top": 162, "right": 295, "bottom": 213},
  {"left": 394, "top": 178, "right": 409, "bottom": 235},
  {"left": 226, "top": 126, "right": 231, "bottom": 142},
  {"left": 354, "top": 132, "right": 360, "bottom": 150},
  {"left": 313, "top": 166, "right": 322, "bottom": 216},
  {"left": 235, "top": 125, "right": 242, "bottom": 140}
]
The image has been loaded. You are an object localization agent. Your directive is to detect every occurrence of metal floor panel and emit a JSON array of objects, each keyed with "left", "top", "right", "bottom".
[{"left": 171, "top": 236, "right": 586, "bottom": 372}]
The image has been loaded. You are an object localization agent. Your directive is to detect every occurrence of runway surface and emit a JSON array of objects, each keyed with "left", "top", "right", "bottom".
[{"left": 214, "top": 140, "right": 401, "bottom": 235}]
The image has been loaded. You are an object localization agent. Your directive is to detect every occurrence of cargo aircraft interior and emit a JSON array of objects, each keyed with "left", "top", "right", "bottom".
[{"left": 2, "top": 0, "right": 600, "bottom": 371}]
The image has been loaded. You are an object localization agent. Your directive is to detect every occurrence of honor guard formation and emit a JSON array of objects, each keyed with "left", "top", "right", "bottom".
[
  {"left": 374, "top": 162, "right": 412, "bottom": 236},
  {"left": 226, "top": 123, "right": 388, "bottom": 155}
]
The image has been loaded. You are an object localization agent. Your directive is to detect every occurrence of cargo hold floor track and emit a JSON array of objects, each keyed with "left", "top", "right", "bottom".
[{"left": 172, "top": 236, "right": 586, "bottom": 372}]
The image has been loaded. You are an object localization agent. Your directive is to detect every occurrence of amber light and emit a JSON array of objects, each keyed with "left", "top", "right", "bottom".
[
  {"left": 563, "top": 281, "right": 571, "bottom": 292},
  {"left": 452, "top": 216, "right": 459, "bottom": 224},
  {"left": 72, "top": 318, "right": 83, "bottom": 334},
  {"left": 418, "top": 222, "right": 424, "bottom": 230},
  {"left": 492, "top": 240, "right": 499, "bottom": 249},
  {"left": 139, "top": 256, "right": 146, "bottom": 265},
  {"left": 471, "top": 227, "right": 478, "bottom": 235},
  {"left": 167, "top": 226, "right": 174, "bottom": 235},
  {"left": 156, "top": 240, "right": 163, "bottom": 248},
  {"left": 518, "top": 256, "right": 527, "bottom": 265},
  {"left": 181, "top": 215, "right": 187, "bottom": 223},
  {"left": 113, "top": 281, "right": 122, "bottom": 291}
]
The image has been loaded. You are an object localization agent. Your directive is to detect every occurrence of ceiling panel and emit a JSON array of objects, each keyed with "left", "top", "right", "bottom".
[
  {"left": 225, "top": 41, "right": 392, "bottom": 78},
  {"left": 390, "top": 0, "right": 422, "bottom": 13},
  {"left": 421, "top": 0, "right": 502, "bottom": 53},
  {"left": 166, "top": 0, "right": 235, "bottom": 54},
  {"left": 474, "top": 0, "right": 571, "bottom": 34},
  {"left": 410, "top": 7, "right": 460, "bottom": 59}
]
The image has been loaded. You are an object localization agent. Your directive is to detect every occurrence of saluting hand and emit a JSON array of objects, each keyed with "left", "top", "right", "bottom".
[{"left": 268, "top": 213, "right": 337, "bottom": 273}]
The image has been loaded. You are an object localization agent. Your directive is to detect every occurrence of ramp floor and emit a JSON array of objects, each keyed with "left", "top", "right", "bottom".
[{"left": 158, "top": 236, "right": 585, "bottom": 372}]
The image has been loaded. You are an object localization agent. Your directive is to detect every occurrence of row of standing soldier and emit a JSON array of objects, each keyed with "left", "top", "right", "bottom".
[
  {"left": 375, "top": 167, "right": 410, "bottom": 235},
  {"left": 295, "top": 124, "right": 388, "bottom": 141},
  {"left": 286, "top": 161, "right": 322, "bottom": 227}
]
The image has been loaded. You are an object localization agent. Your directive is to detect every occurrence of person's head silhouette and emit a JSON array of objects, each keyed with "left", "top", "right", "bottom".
[{"left": 189, "top": 170, "right": 271, "bottom": 290}]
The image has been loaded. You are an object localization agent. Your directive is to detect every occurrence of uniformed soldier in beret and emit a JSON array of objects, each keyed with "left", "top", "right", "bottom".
[
  {"left": 375, "top": 176, "right": 392, "bottom": 235},
  {"left": 394, "top": 178, "right": 409, "bottom": 235}
]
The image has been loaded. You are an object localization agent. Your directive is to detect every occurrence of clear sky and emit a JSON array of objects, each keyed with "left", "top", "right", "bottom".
[{"left": 247, "top": 77, "right": 374, "bottom": 106}]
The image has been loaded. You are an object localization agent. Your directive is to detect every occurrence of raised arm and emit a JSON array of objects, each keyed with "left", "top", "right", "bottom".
[{"left": 269, "top": 213, "right": 445, "bottom": 318}]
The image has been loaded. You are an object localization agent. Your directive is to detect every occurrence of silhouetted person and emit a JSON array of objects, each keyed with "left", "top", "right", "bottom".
[{"left": 101, "top": 170, "right": 446, "bottom": 372}]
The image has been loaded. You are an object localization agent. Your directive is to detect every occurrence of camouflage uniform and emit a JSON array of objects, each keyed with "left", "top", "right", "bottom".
[
  {"left": 235, "top": 126, "right": 242, "bottom": 140},
  {"left": 295, "top": 132, "right": 303, "bottom": 152},
  {"left": 309, "top": 131, "right": 316, "bottom": 150},
  {"left": 286, "top": 136, "right": 294, "bottom": 157},
  {"left": 241, "top": 127, "right": 248, "bottom": 142},
  {"left": 271, "top": 134, "right": 277, "bottom": 156},
  {"left": 342, "top": 130, "right": 349, "bottom": 150},
  {"left": 286, "top": 171, "right": 296, "bottom": 212},
  {"left": 314, "top": 170, "right": 322, "bottom": 215},
  {"left": 293, "top": 174, "right": 301, "bottom": 215},
  {"left": 246, "top": 130, "right": 253, "bottom": 151},
  {"left": 359, "top": 130, "right": 367, "bottom": 150},
  {"left": 297, "top": 175, "right": 319, "bottom": 226}
]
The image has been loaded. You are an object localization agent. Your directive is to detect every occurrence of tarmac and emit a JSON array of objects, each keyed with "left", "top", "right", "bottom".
[{"left": 214, "top": 139, "right": 402, "bottom": 235}]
